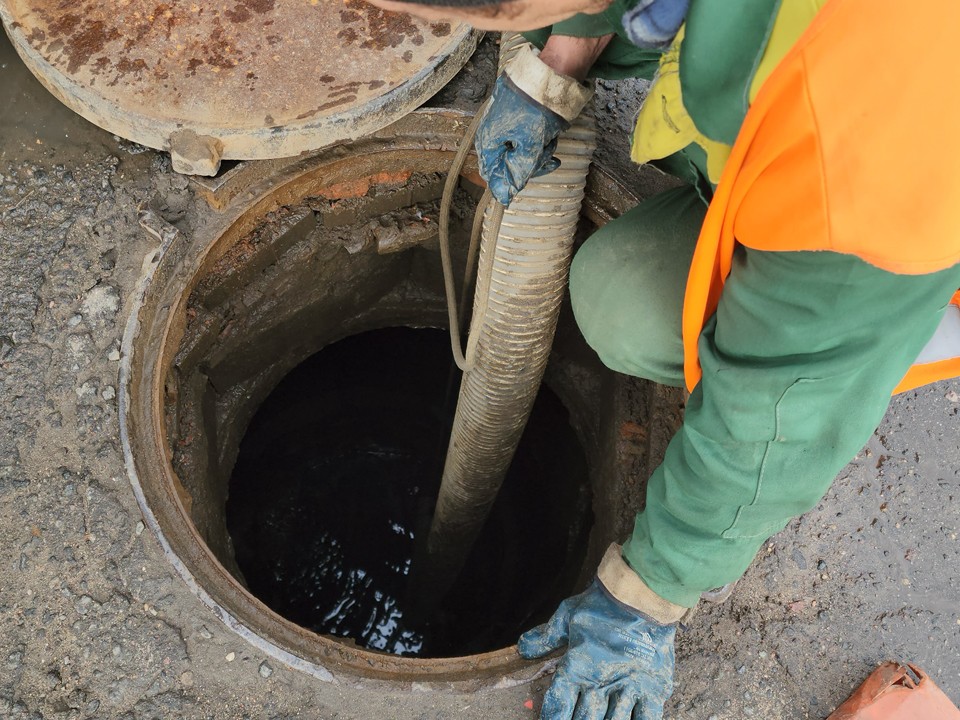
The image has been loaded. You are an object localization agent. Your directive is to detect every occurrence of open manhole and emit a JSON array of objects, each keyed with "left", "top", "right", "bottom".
[
  {"left": 225, "top": 326, "right": 591, "bottom": 658},
  {"left": 121, "top": 109, "right": 660, "bottom": 689}
]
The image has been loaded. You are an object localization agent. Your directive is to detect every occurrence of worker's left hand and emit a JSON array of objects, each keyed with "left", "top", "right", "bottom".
[
  {"left": 475, "top": 44, "right": 594, "bottom": 206},
  {"left": 475, "top": 74, "right": 568, "bottom": 206},
  {"left": 518, "top": 580, "right": 676, "bottom": 720}
]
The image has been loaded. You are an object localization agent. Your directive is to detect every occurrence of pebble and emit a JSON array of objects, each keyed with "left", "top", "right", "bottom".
[
  {"left": 6, "top": 651, "right": 23, "bottom": 670},
  {"left": 180, "top": 671, "right": 194, "bottom": 687},
  {"left": 258, "top": 661, "right": 273, "bottom": 678},
  {"left": 135, "top": 521, "right": 144, "bottom": 536},
  {"left": 817, "top": 560, "right": 827, "bottom": 571},
  {"left": 67, "top": 314, "right": 83, "bottom": 327},
  {"left": 81, "top": 285, "right": 120, "bottom": 321},
  {"left": 225, "top": 652, "right": 236, "bottom": 662},
  {"left": 108, "top": 349, "right": 121, "bottom": 361},
  {"left": 199, "top": 627, "right": 214, "bottom": 639},
  {"left": 101, "top": 386, "right": 116, "bottom": 401},
  {"left": 791, "top": 549, "right": 807, "bottom": 570}
]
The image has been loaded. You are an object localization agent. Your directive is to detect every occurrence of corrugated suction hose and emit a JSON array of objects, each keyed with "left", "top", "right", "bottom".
[{"left": 423, "top": 33, "right": 597, "bottom": 600}]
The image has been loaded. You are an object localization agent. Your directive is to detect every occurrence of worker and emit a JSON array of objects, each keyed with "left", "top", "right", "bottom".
[{"left": 367, "top": 0, "right": 960, "bottom": 717}]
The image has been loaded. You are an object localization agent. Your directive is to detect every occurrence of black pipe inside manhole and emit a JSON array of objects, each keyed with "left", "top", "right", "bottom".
[
  {"left": 226, "top": 327, "right": 590, "bottom": 658},
  {"left": 122, "top": 112, "right": 660, "bottom": 688}
]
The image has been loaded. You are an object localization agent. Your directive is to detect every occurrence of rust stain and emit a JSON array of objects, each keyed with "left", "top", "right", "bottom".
[
  {"left": 619, "top": 420, "right": 648, "bottom": 443},
  {"left": 245, "top": 0, "right": 274, "bottom": 12},
  {"left": 344, "top": 0, "right": 424, "bottom": 50},
  {"left": 316, "top": 170, "right": 413, "bottom": 200},
  {"left": 329, "top": 82, "right": 362, "bottom": 98},
  {"left": 337, "top": 26, "right": 359, "bottom": 45},
  {"left": 108, "top": 57, "right": 148, "bottom": 86},
  {"left": 460, "top": 170, "right": 486, "bottom": 188},
  {"left": 296, "top": 94, "right": 359, "bottom": 118},
  {"left": 41, "top": 12, "right": 122, "bottom": 73},
  {"left": 4, "top": 0, "right": 469, "bottom": 137},
  {"left": 226, "top": 0, "right": 275, "bottom": 22}
]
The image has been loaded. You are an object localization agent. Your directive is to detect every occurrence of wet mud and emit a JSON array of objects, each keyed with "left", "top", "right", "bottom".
[{"left": 0, "top": 32, "right": 115, "bottom": 166}]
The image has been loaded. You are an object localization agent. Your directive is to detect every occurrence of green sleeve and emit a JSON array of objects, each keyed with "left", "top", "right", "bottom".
[
  {"left": 623, "top": 248, "right": 960, "bottom": 607},
  {"left": 522, "top": 2, "right": 663, "bottom": 80}
]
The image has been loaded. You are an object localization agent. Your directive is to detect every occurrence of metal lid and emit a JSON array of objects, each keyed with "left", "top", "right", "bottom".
[{"left": 0, "top": 0, "right": 476, "bottom": 174}]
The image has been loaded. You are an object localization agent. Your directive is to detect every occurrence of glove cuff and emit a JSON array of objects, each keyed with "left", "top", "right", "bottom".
[
  {"left": 502, "top": 44, "right": 594, "bottom": 123},
  {"left": 597, "top": 543, "right": 691, "bottom": 625}
]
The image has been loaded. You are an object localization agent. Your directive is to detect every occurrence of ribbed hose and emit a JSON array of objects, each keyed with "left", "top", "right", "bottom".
[{"left": 422, "top": 33, "right": 597, "bottom": 599}]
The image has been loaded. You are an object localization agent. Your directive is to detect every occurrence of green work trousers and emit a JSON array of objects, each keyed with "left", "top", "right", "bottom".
[{"left": 570, "top": 185, "right": 960, "bottom": 607}]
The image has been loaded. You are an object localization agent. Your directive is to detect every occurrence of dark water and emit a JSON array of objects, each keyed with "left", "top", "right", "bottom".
[{"left": 226, "top": 328, "right": 591, "bottom": 658}]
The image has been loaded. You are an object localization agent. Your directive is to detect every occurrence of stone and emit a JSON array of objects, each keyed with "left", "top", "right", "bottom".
[{"left": 81, "top": 285, "right": 120, "bottom": 322}]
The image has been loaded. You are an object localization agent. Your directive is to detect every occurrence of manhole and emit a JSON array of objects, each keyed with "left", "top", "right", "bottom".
[
  {"left": 121, "top": 109, "right": 648, "bottom": 689},
  {"left": 226, "top": 326, "right": 590, "bottom": 658}
]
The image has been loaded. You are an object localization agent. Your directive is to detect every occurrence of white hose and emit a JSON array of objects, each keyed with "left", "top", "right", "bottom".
[{"left": 423, "top": 33, "right": 597, "bottom": 597}]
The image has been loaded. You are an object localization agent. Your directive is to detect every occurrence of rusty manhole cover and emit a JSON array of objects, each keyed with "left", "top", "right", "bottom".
[{"left": 0, "top": 0, "right": 476, "bottom": 173}]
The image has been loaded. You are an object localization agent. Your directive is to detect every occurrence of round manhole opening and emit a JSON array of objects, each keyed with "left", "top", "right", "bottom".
[
  {"left": 225, "top": 326, "right": 590, "bottom": 658},
  {"left": 121, "top": 111, "right": 640, "bottom": 688}
]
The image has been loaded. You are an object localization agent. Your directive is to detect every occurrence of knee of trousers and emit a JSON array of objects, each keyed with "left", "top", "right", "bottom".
[
  {"left": 569, "top": 227, "right": 687, "bottom": 386},
  {"left": 568, "top": 186, "right": 704, "bottom": 385}
]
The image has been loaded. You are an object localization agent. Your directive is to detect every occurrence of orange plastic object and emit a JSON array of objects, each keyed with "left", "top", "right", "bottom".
[{"left": 828, "top": 663, "right": 960, "bottom": 720}]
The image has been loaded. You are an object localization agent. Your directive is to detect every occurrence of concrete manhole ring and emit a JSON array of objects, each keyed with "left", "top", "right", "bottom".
[{"left": 119, "top": 108, "right": 641, "bottom": 690}]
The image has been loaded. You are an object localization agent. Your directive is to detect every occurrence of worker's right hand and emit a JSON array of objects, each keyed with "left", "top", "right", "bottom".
[
  {"left": 518, "top": 580, "right": 676, "bottom": 720},
  {"left": 475, "top": 44, "right": 594, "bottom": 206}
]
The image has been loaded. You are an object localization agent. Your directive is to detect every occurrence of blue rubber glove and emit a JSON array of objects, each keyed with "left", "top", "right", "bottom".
[
  {"left": 475, "top": 75, "right": 568, "bottom": 206},
  {"left": 518, "top": 580, "right": 676, "bottom": 720}
]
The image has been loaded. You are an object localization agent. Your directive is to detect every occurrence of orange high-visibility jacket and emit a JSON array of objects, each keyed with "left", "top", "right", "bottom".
[{"left": 681, "top": 0, "right": 960, "bottom": 394}]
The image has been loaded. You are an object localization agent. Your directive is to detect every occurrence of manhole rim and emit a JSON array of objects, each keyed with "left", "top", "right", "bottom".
[{"left": 119, "top": 109, "right": 635, "bottom": 690}]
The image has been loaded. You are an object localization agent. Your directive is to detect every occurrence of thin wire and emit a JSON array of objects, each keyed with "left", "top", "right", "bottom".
[{"left": 439, "top": 101, "right": 505, "bottom": 372}]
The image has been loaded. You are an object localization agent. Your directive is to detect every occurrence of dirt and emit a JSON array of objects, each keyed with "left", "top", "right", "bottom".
[{"left": 1, "top": 27, "right": 959, "bottom": 720}]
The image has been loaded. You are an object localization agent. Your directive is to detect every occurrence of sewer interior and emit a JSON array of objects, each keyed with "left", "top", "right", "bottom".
[{"left": 224, "top": 327, "right": 592, "bottom": 658}]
